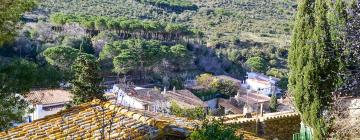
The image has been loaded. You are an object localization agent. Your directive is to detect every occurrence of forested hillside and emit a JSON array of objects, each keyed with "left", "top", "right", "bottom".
[
  {"left": 39, "top": 0, "right": 296, "bottom": 46},
  {"left": 37, "top": 0, "right": 296, "bottom": 80}
]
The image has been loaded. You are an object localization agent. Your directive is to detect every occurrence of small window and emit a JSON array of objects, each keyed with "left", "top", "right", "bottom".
[{"left": 144, "top": 105, "right": 149, "bottom": 111}]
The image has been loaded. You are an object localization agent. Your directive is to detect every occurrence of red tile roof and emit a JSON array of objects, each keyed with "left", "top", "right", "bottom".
[
  {"left": 165, "top": 90, "right": 208, "bottom": 109},
  {"left": 26, "top": 89, "right": 72, "bottom": 105}
]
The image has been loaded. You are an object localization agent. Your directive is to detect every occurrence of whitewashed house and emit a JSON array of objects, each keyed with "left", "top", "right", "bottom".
[
  {"left": 111, "top": 85, "right": 168, "bottom": 112},
  {"left": 244, "top": 72, "right": 281, "bottom": 96},
  {"left": 25, "top": 89, "right": 72, "bottom": 122}
]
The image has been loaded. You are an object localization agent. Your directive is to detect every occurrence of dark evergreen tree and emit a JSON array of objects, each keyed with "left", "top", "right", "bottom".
[
  {"left": 327, "top": 0, "right": 348, "bottom": 88},
  {"left": 289, "top": 0, "right": 338, "bottom": 138},
  {"left": 71, "top": 54, "right": 104, "bottom": 104},
  {"left": 269, "top": 94, "right": 277, "bottom": 112}
]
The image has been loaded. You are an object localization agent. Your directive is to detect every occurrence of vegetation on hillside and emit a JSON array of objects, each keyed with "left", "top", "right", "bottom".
[
  {"left": 136, "top": 0, "right": 197, "bottom": 13},
  {"left": 38, "top": 0, "right": 296, "bottom": 80},
  {"left": 0, "top": 0, "right": 36, "bottom": 46},
  {"left": 195, "top": 73, "right": 239, "bottom": 96}
]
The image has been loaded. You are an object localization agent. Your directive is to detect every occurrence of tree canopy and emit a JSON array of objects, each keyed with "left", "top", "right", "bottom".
[
  {"left": 0, "top": 0, "right": 36, "bottom": 46},
  {"left": 71, "top": 54, "right": 104, "bottom": 104},
  {"left": 43, "top": 46, "right": 81, "bottom": 71},
  {"left": 245, "top": 56, "right": 268, "bottom": 73},
  {"left": 0, "top": 59, "right": 37, "bottom": 130}
]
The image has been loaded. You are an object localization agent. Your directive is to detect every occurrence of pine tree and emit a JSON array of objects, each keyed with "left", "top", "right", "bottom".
[
  {"left": 289, "top": 0, "right": 338, "bottom": 138},
  {"left": 71, "top": 54, "right": 104, "bottom": 104}
]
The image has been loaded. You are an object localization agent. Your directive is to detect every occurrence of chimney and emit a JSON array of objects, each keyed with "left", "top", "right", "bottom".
[{"left": 163, "top": 87, "right": 166, "bottom": 94}]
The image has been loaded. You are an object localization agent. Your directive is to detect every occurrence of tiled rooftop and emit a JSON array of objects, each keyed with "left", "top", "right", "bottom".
[
  {"left": 165, "top": 90, "right": 208, "bottom": 109},
  {"left": 26, "top": 89, "right": 72, "bottom": 105},
  {"left": 218, "top": 98, "right": 242, "bottom": 114},
  {"left": 236, "top": 92, "right": 271, "bottom": 105},
  {"left": 0, "top": 100, "right": 198, "bottom": 140},
  {"left": 215, "top": 75, "right": 242, "bottom": 84},
  {"left": 131, "top": 88, "right": 167, "bottom": 104}
]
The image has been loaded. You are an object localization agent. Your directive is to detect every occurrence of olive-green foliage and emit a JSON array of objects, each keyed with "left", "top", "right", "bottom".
[
  {"left": 62, "top": 36, "right": 95, "bottom": 54},
  {"left": 190, "top": 120, "right": 241, "bottom": 140},
  {"left": 245, "top": 56, "right": 268, "bottom": 73},
  {"left": 0, "top": 0, "right": 35, "bottom": 46},
  {"left": 195, "top": 73, "right": 239, "bottom": 96},
  {"left": 277, "top": 77, "right": 288, "bottom": 91},
  {"left": 136, "top": 0, "right": 197, "bottom": 13},
  {"left": 215, "top": 80, "right": 239, "bottom": 96},
  {"left": 71, "top": 54, "right": 104, "bottom": 104},
  {"left": 0, "top": 59, "right": 37, "bottom": 130},
  {"left": 49, "top": 13, "right": 196, "bottom": 38},
  {"left": 289, "top": 0, "right": 340, "bottom": 138},
  {"left": 169, "top": 102, "right": 205, "bottom": 120},
  {"left": 269, "top": 94, "right": 278, "bottom": 112},
  {"left": 169, "top": 77, "right": 184, "bottom": 90},
  {"left": 266, "top": 68, "right": 287, "bottom": 78},
  {"left": 99, "top": 39, "right": 189, "bottom": 76},
  {"left": 195, "top": 73, "right": 217, "bottom": 89},
  {"left": 43, "top": 46, "right": 80, "bottom": 71}
]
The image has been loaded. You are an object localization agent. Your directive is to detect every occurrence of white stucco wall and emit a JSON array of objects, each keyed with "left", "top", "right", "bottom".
[
  {"left": 117, "top": 94, "right": 145, "bottom": 110},
  {"left": 27, "top": 104, "right": 65, "bottom": 122}
]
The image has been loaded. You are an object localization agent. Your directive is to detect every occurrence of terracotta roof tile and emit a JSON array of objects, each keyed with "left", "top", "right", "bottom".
[
  {"left": 26, "top": 89, "right": 72, "bottom": 105},
  {"left": 0, "top": 100, "right": 198, "bottom": 140},
  {"left": 165, "top": 90, "right": 208, "bottom": 109}
]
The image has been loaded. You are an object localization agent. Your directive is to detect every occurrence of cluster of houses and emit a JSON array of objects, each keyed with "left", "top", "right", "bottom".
[{"left": 23, "top": 72, "right": 289, "bottom": 123}]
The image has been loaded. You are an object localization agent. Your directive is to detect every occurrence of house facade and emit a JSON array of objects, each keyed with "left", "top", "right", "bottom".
[
  {"left": 25, "top": 89, "right": 72, "bottom": 122},
  {"left": 245, "top": 72, "right": 281, "bottom": 96},
  {"left": 111, "top": 85, "right": 168, "bottom": 113}
]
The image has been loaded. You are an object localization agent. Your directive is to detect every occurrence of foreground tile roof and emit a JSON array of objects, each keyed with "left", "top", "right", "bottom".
[{"left": 0, "top": 100, "right": 198, "bottom": 140}]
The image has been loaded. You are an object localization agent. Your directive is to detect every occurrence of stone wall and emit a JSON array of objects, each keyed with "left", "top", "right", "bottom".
[{"left": 228, "top": 113, "right": 301, "bottom": 140}]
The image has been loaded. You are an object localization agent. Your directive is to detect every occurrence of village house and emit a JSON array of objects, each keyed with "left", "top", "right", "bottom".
[
  {"left": 244, "top": 72, "right": 281, "bottom": 97},
  {"left": 218, "top": 98, "right": 243, "bottom": 115},
  {"left": 234, "top": 91, "right": 271, "bottom": 114},
  {"left": 111, "top": 84, "right": 168, "bottom": 112},
  {"left": 163, "top": 88, "right": 208, "bottom": 110},
  {"left": 25, "top": 89, "right": 72, "bottom": 122}
]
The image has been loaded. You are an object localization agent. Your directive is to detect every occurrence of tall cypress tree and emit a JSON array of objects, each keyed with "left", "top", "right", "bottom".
[
  {"left": 71, "top": 54, "right": 104, "bottom": 104},
  {"left": 289, "top": 0, "right": 338, "bottom": 138},
  {"left": 328, "top": 0, "right": 348, "bottom": 88}
]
